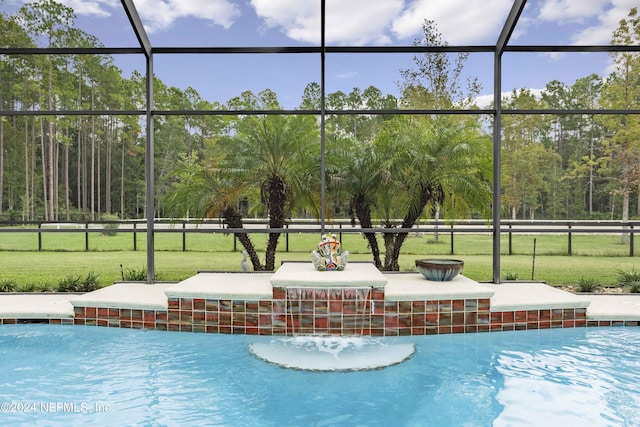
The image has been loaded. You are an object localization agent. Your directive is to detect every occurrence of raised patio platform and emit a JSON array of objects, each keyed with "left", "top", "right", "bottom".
[
  {"left": 270, "top": 262, "right": 388, "bottom": 288},
  {"left": 166, "top": 272, "right": 273, "bottom": 300},
  {"left": 1, "top": 264, "right": 639, "bottom": 332},
  {"left": 384, "top": 273, "right": 495, "bottom": 301}
]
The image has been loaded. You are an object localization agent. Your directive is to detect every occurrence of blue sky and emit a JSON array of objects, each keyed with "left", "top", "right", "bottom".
[{"left": 4, "top": 0, "right": 637, "bottom": 108}]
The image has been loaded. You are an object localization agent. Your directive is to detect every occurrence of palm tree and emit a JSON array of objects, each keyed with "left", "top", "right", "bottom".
[
  {"left": 226, "top": 111, "right": 318, "bottom": 270},
  {"left": 344, "top": 114, "right": 492, "bottom": 271},
  {"left": 329, "top": 133, "right": 390, "bottom": 270},
  {"left": 163, "top": 91, "right": 319, "bottom": 271}
]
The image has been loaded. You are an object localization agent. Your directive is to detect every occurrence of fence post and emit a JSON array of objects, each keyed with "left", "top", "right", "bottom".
[
  {"left": 133, "top": 222, "right": 137, "bottom": 251},
  {"left": 450, "top": 224, "right": 454, "bottom": 255},
  {"left": 286, "top": 224, "right": 289, "bottom": 252},
  {"left": 233, "top": 233, "right": 237, "bottom": 252},
  {"left": 182, "top": 221, "right": 187, "bottom": 252},
  {"left": 38, "top": 222, "right": 42, "bottom": 251},
  {"left": 568, "top": 223, "right": 572, "bottom": 256},
  {"left": 631, "top": 225, "right": 634, "bottom": 257},
  {"left": 85, "top": 222, "right": 89, "bottom": 252},
  {"left": 508, "top": 224, "right": 512, "bottom": 255}
]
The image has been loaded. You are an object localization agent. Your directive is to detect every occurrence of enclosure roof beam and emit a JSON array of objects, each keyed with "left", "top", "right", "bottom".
[
  {"left": 496, "top": 0, "right": 527, "bottom": 55},
  {"left": 121, "top": 0, "right": 152, "bottom": 57}
]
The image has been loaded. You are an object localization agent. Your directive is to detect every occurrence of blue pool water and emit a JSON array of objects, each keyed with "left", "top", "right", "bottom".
[{"left": 1, "top": 325, "right": 639, "bottom": 426}]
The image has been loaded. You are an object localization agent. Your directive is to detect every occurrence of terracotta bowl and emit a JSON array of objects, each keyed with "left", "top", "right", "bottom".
[{"left": 415, "top": 259, "right": 464, "bottom": 281}]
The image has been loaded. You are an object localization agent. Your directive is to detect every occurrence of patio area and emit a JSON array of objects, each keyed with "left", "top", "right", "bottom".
[{"left": 1, "top": 269, "right": 639, "bottom": 333}]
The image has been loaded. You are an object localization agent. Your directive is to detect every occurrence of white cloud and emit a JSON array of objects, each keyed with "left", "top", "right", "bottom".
[
  {"left": 19, "top": 0, "right": 636, "bottom": 50},
  {"left": 325, "top": 0, "right": 405, "bottom": 44},
  {"left": 63, "top": 0, "right": 115, "bottom": 17},
  {"left": 475, "top": 88, "right": 546, "bottom": 109},
  {"left": 391, "top": 0, "right": 513, "bottom": 44},
  {"left": 250, "top": 0, "right": 516, "bottom": 45},
  {"left": 16, "top": 0, "right": 118, "bottom": 17},
  {"left": 538, "top": 0, "right": 609, "bottom": 23},
  {"left": 250, "top": 0, "right": 320, "bottom": 43},
  {"left": 133, "top": 0, "right": 240, "bottom": 33},
  {"left": 16, "top": 0, "right": 242, "bottom": 33},
  {"left": 537, "top": 0, "right": 637, "bottom": 45},
  {"left": 251, "top": 0, "right": 404, "bottom": 44},
  {"left": 474, "top": 93, "right": 495, "bottom": 109},
  {"left": 569, "top": 0, "right": 638, "bottom": 44}
]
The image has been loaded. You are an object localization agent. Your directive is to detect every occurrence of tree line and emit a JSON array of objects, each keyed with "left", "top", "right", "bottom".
[{"left": 1, "top": 1, "right": 639, "bottom": 269}]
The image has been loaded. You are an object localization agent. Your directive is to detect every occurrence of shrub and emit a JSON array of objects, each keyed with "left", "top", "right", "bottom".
[
  {"left": 120, "top": 266, "right": 163, "bottom": 281},
  {"left": 576, "top": 277, "right": 599, "bottom": 292},
  {"left": 617, "top": 268, "right": 640, "bottom": 291},
  {"left": 80, "top": 272, "right": 101, "bottom": 292},
  {"left": 56, "top": 272, "right": 101, "bottom": 292},
  {"left": 617, "top": 269, "right": 640, "bottom": 285},
  {"left": 504, "top": 272, "right": 518, "bottom": 280},
  {"left": 123, "top": 265, "right": 148, "bottom": 281},
  {"left": 17, "top": 282, "right": 39, "bottom": 292},
  {"left": 39, "top": 282, "right": 58, "bottom": 292},
  {"left": 56, "top": 275, "right": 81, "bottom": 292},
  {"left": 617, "top": 269, "right": 640, "bottom": 293},
  {"left": 0, "top": 279, "right": 17, "bottom": 292}
]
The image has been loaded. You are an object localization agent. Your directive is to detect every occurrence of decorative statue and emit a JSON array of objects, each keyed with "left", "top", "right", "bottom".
[
  {"left": 311, "top": 234, "right": 349, "bottom": 271},
  {"left": 240, "top": 250, "right": 250, "bottom": 272}
]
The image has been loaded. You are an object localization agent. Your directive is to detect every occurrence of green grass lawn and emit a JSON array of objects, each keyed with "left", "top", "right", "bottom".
[{"left": 1, "top": 229, "right": 640, "bottom": 291}]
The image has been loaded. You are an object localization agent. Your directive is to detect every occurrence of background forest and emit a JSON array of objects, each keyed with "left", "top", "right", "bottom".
[{"left": 1, "top": 0, "right": 639, "bottom": 230}]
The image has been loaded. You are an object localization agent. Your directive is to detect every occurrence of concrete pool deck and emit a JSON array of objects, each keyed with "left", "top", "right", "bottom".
[{"left": 1, "top": 275, "right": 639, "bottom": 324}]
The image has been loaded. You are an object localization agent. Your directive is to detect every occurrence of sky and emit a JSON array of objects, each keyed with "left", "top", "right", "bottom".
[{"left": 3, "top": 0, "right": 638, "bottom": 109}]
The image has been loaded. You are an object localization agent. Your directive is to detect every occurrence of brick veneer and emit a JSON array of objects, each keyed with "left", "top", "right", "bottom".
[
  {"left": 65, "top": 285, "right": 639, "bottom": 334},
  {"left": 73, "top": 307, "right": 168, "bottom": 330}
]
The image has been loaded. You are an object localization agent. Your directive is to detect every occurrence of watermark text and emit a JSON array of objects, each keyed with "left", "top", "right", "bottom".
[{"left": 1, "top": 401, "right": 111, "bottom": 414}]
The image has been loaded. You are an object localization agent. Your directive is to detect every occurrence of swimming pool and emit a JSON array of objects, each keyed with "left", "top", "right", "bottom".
[{"left": 1, "top": 325, "right": 639, "bottom": 426}]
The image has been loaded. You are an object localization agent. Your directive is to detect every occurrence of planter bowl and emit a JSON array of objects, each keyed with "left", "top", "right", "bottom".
[{"left": 415, "top": 259, "right": 464, "bottom": 281}]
